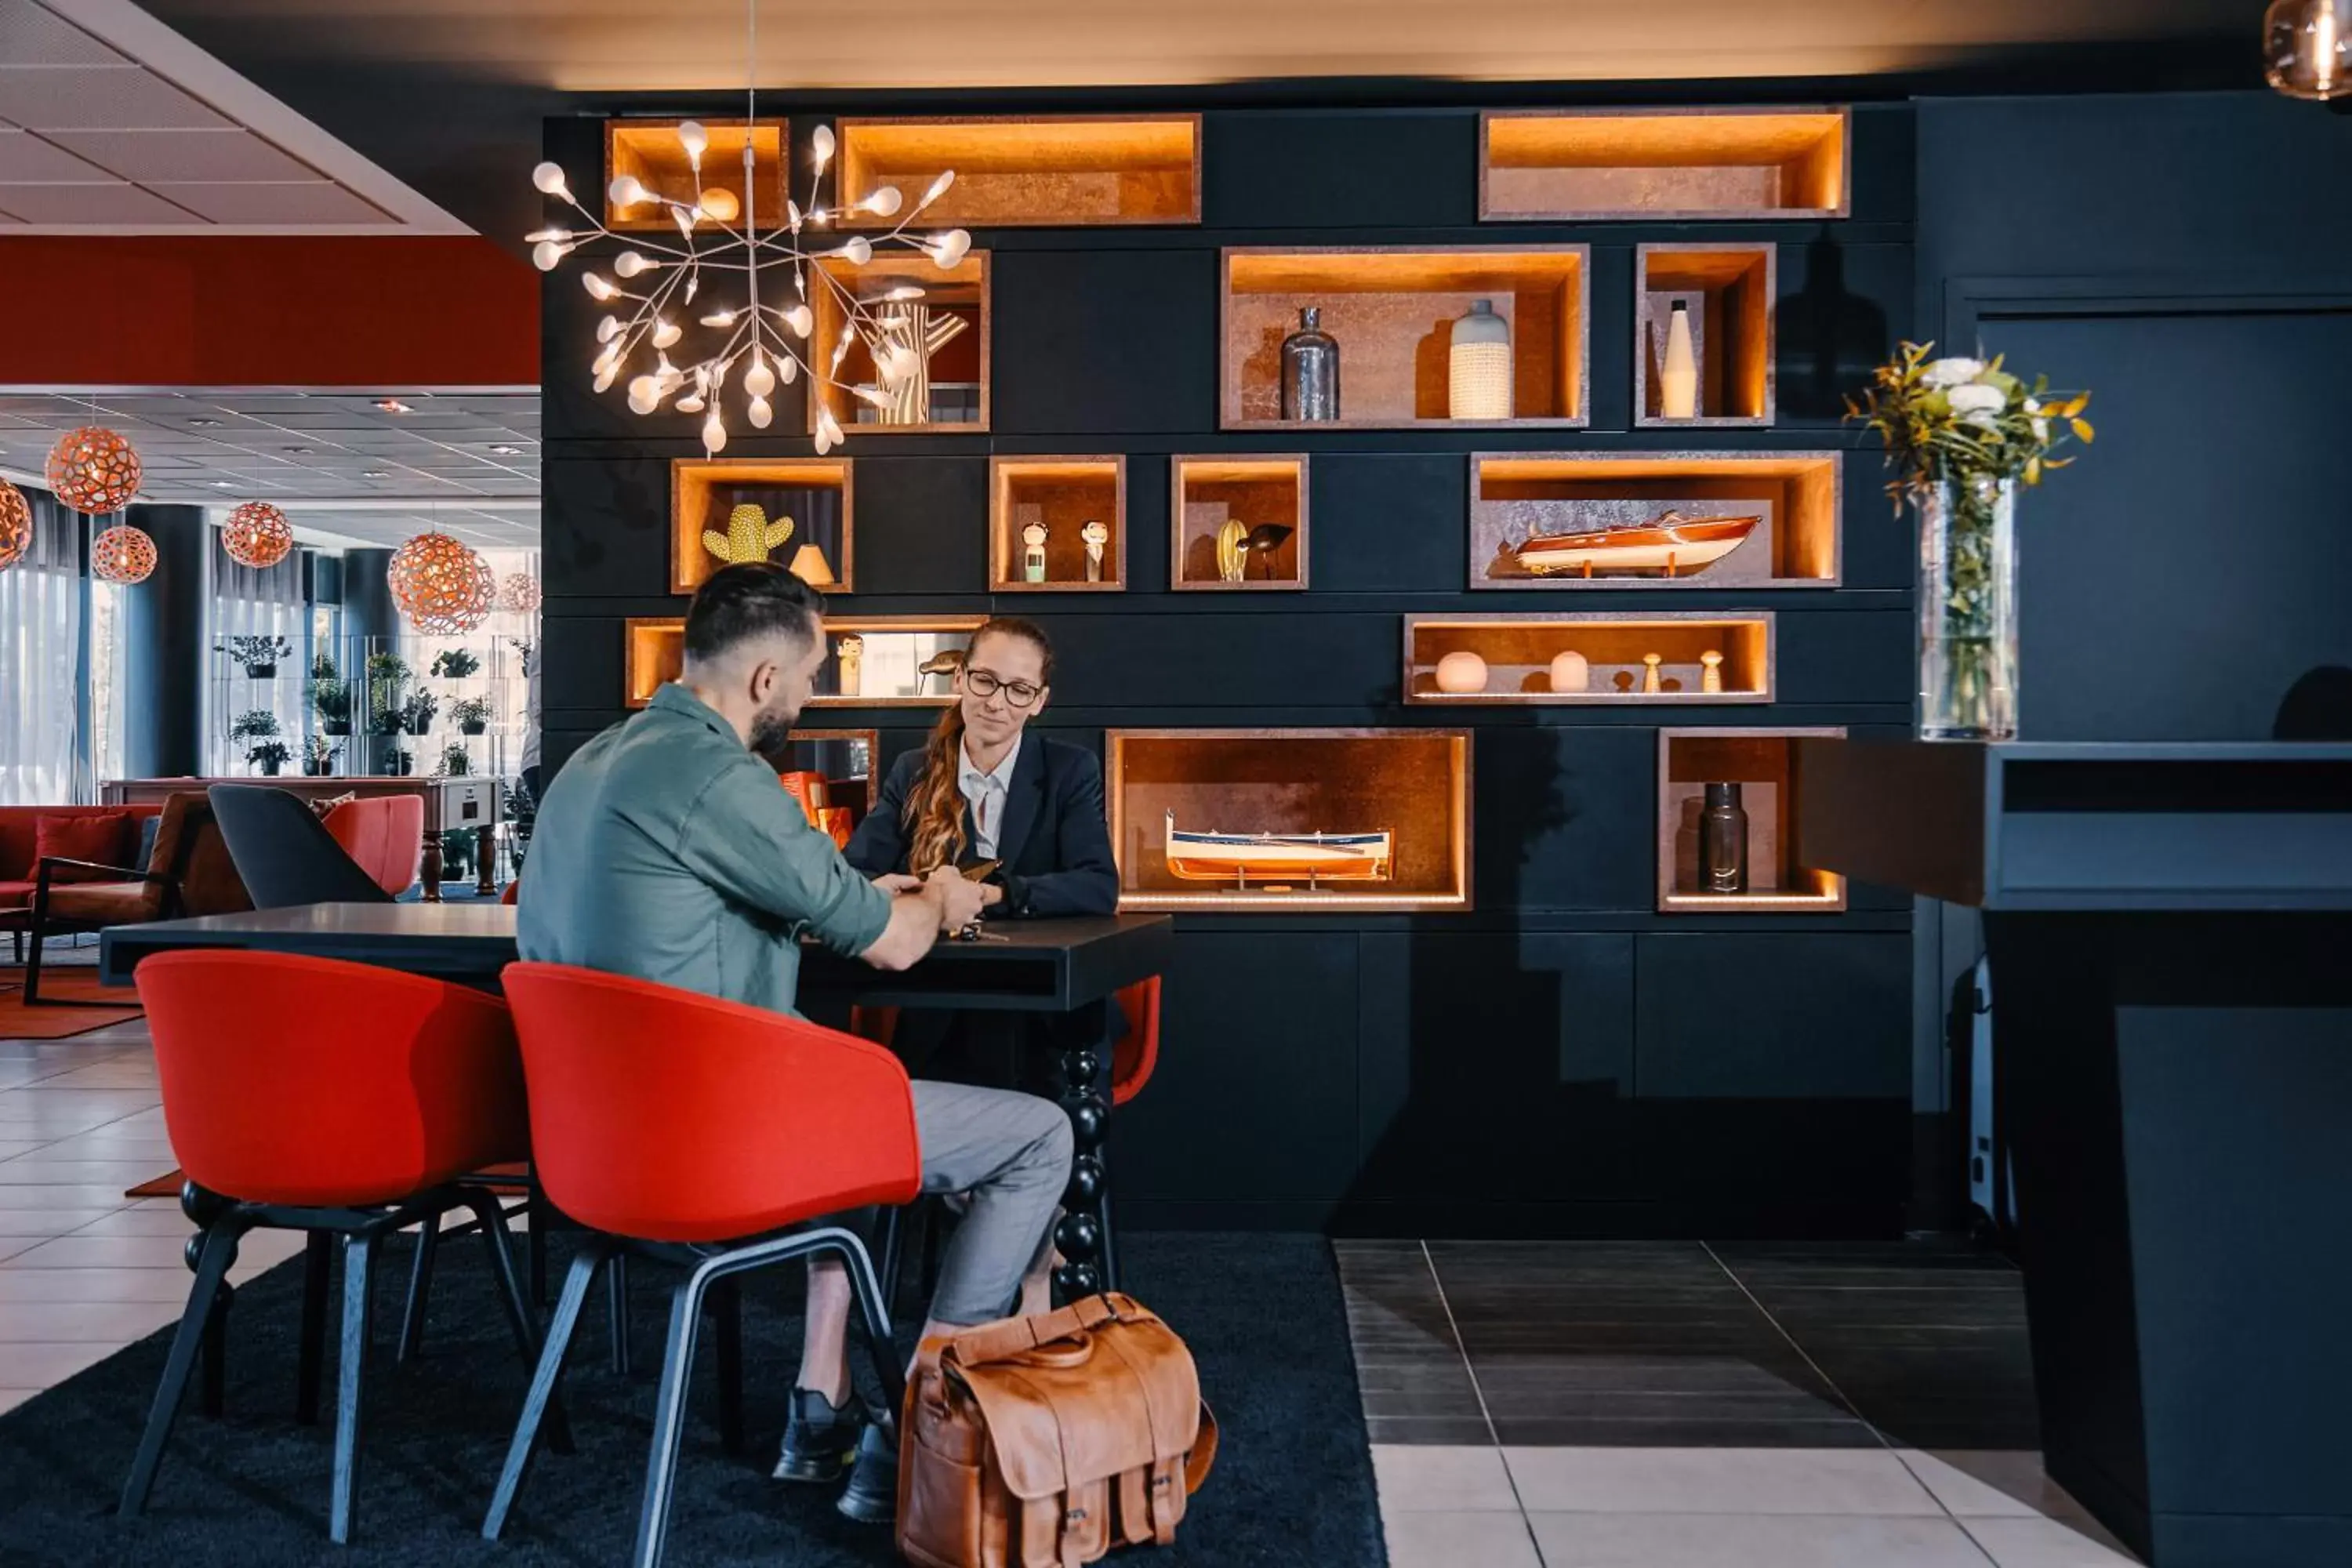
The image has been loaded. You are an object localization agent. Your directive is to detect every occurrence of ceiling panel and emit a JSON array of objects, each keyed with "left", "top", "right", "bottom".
[
  {"left": 0, "top": 128, "right": 114, "bottom": 181},
  {"left": 145, "top": 178, "right": 392, "bottom": 223},
  {"left": 0, "top": 180, "right": 200, "bottom": 222},
  {"left": 0, "top": 64, "right": 232, "bottom": 131},
  {"left": 45, "top": 126, "right": 321, "bottom": 181},
  {"left": 0, "top": 0, "right": 125, "bottom": 67}
]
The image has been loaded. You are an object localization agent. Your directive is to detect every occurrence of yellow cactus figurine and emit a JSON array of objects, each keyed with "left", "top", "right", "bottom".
[
  {"left": 704, "top": 503, "right": 795, "bottom": 566},
  {"left": 1214, "top": 517, "right": 1250, "bottom": 583}
]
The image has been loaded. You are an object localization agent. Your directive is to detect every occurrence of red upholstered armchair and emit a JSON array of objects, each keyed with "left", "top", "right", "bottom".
[{"left": 22, "top": 793, "right": 250, "bottom": 1005}]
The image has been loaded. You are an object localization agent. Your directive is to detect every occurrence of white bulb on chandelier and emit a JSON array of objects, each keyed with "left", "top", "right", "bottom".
[
  {"left": 880, "top": 344, "right": 920, "bottom": 383},
  {"left": 814, "top": 406, "right": 844, "bottom": 455},
  {"left": 593, "top": 361, "right": 621, "bottom": 394},
  {"left": 837, "top": 237, "right": 873, "bottom": 265},
  {"left": 613, "top": 250, "right": 654, "bottom": 278},
  {"left": 651, "top": 318, "right": 682, "bottom": 350},
  {"left": 882, "top": 285, "right": 926, "bottom": 302},
  {"left": 928, "top": 230, "right": 971, "bottom": 269},
  {"left": 593, "top": 339, "right": 624, "bottom": 375},
  {"left": 525, "top": 227, "right": 572, "bottom": 244},
  {"left": 700, "top": 310, "right": 738, "bottom": 328},
  {"left": 677, "top": 121, "right": 708, "bottom": 165},
  {"left": 676, "top": 393, "right": 706, "bottom": 414},
  {"left": 747, "top": 394, "right": 774, "bottom": 429},
  {"left": 742, "top": 352, "right": 775, "bottom": 398},
  {"left": 865, "top": 185, "right": 903, "bottom": 216},
  {"left": 811, "top": 124, "right": 836, "bottom": 168},
  {"left": 784, "top": 303, "right": 813, "bottom": 339},
  {"left": 702, "top": 411, "right": 728, "bottom": 455},
  {"left": 531, "top": 241, "right": 570, "bottom": 272},
  {"left": 583, "top": 273, "right": 619, "bottom": 302},
  {"left": 918, "top": 170, "right": 956, "bottom": 209},
  {"left": 609, "top": 174, "right": 648, "bottom": 209},
  {"left": 596, "top": 315, "right": 622, "bottom": 343},
  {"left": 626, "top": 375, "right": 660, "bottom": 415},
  {"left": 778, "top": 355, "right": 799, "bottom": 384},
  {"left": 851, "top": 384, "right": 893, "bottom": 408},
  {"left": 532, "top": 162, "right": 570, "bottom": 197},
  {"left": 673, "top": 205, "right": 697, "bottom": 238}
]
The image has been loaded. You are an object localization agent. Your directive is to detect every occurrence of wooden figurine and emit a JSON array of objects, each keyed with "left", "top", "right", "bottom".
[
  {"left": 1642, "top": 653, "right": 1664, "bottom": 693},
  {"left": 1022, "top": 520, "right": 1049, "bottom": 583},
  {"left": 1081, "top": 519, "right": 1111, "bottom": 583},
  {"left": 1700, "top": 649, "right": 1724, "bottom": 694}
]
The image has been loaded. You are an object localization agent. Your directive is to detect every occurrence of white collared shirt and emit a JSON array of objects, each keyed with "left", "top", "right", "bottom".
[{"left": 957, "top": 733, "right": 1022, "bottom": 859}]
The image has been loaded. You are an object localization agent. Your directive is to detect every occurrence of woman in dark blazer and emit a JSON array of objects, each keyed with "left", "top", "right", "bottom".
[{"left": 845, "top": 615, "right": 1116, "bottom": 919}]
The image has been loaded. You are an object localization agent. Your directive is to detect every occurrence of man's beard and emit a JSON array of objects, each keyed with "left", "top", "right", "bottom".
[{"left": 748, "top": 695, "right": 800, "bottom": 761}]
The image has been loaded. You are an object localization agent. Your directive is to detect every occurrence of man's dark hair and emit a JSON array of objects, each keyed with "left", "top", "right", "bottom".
[{"left": 682, "top": 561, "right": 823, "bottom": 666}]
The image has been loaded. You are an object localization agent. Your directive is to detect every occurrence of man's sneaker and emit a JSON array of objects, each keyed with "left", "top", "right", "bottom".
[
  {"left": 836, "top": 1423, "right": 897, "bottom": 1523},
  {"left": 773, "top": 1388, "right": 866, "bottom": 1484}
]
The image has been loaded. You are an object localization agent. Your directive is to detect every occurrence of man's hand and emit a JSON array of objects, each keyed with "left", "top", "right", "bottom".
[
  {"left": 926, "top": 866, "right": 987, "bottom": 932},
  {"left": 871, "top": 872, "right": 924, "bottom": 895},
  {"left": 976, "top": 881, "right": 1004, "bottom": 909}
]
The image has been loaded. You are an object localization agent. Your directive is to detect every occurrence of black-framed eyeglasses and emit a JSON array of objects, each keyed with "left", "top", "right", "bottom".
[{"left": 964, "top": 667, "right": 1044, "bottom": 707}]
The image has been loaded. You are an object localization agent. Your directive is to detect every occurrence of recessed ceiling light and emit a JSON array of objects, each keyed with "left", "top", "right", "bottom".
[
  {"left": 211, "top": 481, "right": 234, "bottom": 488},
  {"left": 284, "top": 446, "right": 313, "bottom": 456},
  {"left": 362, "top": 470, "right": 393, "bottom": 479},
  {"left": 188, "top": 418, "right": 222, "bottom": 427},
  {"left": 374, "top": 398, "right": 414, "bottom": 414},
  {"left": 487, "top": 444, "right": 524, "bottom": 456}
]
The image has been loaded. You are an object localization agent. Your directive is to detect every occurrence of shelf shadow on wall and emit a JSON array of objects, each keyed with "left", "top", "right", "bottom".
[{"left": 1777, "top": 238, "right": 1893, "bottom": 422}]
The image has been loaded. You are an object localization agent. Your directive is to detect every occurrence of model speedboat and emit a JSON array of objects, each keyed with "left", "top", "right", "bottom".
[
  {"left": 1163, "top": 809, "right": 1392, "bottom": 887},
  {"left": 1502, "top": 510, "right": 1759, "bottom": 579}
]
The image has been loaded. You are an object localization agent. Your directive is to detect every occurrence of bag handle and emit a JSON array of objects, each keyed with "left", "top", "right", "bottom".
[
  {"left": 946, "top": 1293, "right": 1122, "bottom": 1368},
  {"left": 1186, "top": 1400, "right": 1218, "bottom": 1494}
]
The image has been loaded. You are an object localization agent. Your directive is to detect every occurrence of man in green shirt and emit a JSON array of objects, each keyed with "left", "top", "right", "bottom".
[{"left": 521, "top": 563, "right": 1072, "bottom": 1524}]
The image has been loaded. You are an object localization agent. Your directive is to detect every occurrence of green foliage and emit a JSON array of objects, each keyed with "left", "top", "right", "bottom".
[
  {"left": 431, "top": 648, "right": 482, "bottom": 679},
  {"left": 303, "top": 735, "right": 341, "bottom": 764},
  {"left": 310, "top": 652, "right": 339, "bottom": 681},
  {"left": 228, "top": 708, "right": 281, "bottom": 743},
  {"left": 245, "top": 739, "right": 292, "bottom": 769},
  {"left": 441, "top": 743, "right": 473, "bottom": 777},
  {"left": 401, "top": 688, "right": 441, "bottom": 735},
  {"left": 450, "top": 695, "right": 494, "bottom": 728},
  {"left": 1845, "top": 340, "right": 2093, "bottom": 509}
]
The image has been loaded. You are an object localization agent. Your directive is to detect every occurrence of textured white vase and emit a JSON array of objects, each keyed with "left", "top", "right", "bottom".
[
  {"left": 1548, "top": 650, "right": 1591, "bottom": 693},
  {"left": 1658, "top": 302, "right": 1699, "bottom": 419},
  {"left": 1449, "top": 299, "right": 1512, "bottom": 419},
  {"left": 1435, "top": 651, "right": 1490, "bottom": 694}
]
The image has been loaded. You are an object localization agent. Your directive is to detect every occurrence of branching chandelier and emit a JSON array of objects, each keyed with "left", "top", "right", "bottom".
[{"left": 527, "top": 0, "right": 971, "bottom": 457}]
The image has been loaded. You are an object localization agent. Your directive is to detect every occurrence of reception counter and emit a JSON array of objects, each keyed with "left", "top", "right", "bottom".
[{"left": 1798, "top": 739, "right": 2352, "bottom": 1568}]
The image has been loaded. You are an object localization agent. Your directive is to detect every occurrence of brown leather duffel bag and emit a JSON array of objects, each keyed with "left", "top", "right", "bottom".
[{"left": 897, "top": 1293, "right": 1217, "bottom": 1568}]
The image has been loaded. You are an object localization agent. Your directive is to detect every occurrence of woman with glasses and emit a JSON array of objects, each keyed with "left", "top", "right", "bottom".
[{"left": 844, "top": 615, "right": 1116, "bottom": 922}]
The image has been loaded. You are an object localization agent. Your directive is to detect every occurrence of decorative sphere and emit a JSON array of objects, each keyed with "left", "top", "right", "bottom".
[
  {"left": 388, "top": 530, "right": 495, "bottom": 634},
  {"left": 221, "top": 500, "right": 294, "bottom": 569},
  {"left": 180, "top": 1180, "right": 230, "bottom": 1226},
  {"left": 697, "top": 187, "right": 740, "bottom": 223},
  {"left": 532, "top": 161, "right": 567, "bottom": 194},
  {"left": 1054, "top": 1261, "right": 1102, "bottom": 1299},
  {"left": 1548, "top": 650, "right": 1592, "bottom": 693},
  {"left": 1054, "top": 1212, "right": 1102, "bottom": 1259},
  {"left": 92, "top": 524, "right": 158, "bottom": 583},
  {"left": 0, "top": 479, "right": 31, "bottom": 571},
  {"left": 1063, "top": 1047, "right": 1102, "bottom": 1087},
  {"left": 1434, "top": 650, "right": 1490, "bottom": 695},
  {"left": 1066, "top": 1096, "right": 1108, "bottom": 1150},
  {"left": 497, "top": 573, "right": 543, "bottom": 615},
  {"left": 45, "top": 426, "right": 142, "bottom": 514},
  {"left": 1065, "top": 1154, "right": 1105, "bottom": 1204}
]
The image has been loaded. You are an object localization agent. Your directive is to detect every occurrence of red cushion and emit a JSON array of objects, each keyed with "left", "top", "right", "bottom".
[
  {"left": 0, "top": 879, "right": 33, "bottom": 911},
  {"left": 32, "top": 813, "right": 132, "bottom": 883}
]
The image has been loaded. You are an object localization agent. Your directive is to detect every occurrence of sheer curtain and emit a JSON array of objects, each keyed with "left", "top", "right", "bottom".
[
  {"left": 0, "top": 491, "right": 85, "bottom": 805},
  {"left": 205, "top": 521, "right": 309, "bottom": 776}
]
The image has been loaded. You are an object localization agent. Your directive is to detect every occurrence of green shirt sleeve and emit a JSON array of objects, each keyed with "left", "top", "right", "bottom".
[{"left": 674, "top": 753, "right": 895, "bottom": 957}]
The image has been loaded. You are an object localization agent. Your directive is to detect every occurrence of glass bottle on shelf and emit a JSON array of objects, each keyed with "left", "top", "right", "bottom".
[
  {"left": 1700, "top": 782, "right": 1748, "bottom": 895},
  {"left": 1281, "top": 307, "right": 1341, "bottom": 421}
]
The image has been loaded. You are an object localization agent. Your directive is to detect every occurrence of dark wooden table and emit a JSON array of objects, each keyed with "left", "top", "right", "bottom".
[{"left": 100, "top": 904, "right": 1175, "bottom": 1296}]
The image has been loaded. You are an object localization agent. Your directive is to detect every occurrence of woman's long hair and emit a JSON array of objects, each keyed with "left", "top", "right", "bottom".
[{"left": 903, "top": 617, "right": 1055, "bottom": 874}]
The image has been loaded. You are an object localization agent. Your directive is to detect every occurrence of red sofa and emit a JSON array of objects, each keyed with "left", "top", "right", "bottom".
[{"left": 1, "top": 804, "right": 165, "bottom": 913}]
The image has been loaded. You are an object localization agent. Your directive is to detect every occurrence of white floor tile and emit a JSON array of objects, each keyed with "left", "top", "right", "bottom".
[
  {"left": 63, "top": 1206, "right": 198, "bottom": 1238},
  {"left": 0, "top": 1140, "right": 56, "bottom": 1160},
  {"left": 1503, "top": 1447, "right": 1944, "bottom": 1516},
  {"left": 0, "top": 1185, "right": 133, "bottom": 1210},
  {"left": 0, "top": 1157, "right": 171, "bottom": 1185},
  {"left": 0, "top": 1300, "right": 179, "bottom": 1342},
  {"left": 1529, "top": 1512, "right": 2001, "bottom": 1567},
  {"left": 1372, "top": 1443, "right": 1521, "bottom": 1512},
  {"left": 0, "top": 1339, "right": 115, "bottom": 1386},
  {"left": 0, "top": 1208, "right": 118, "bottom": 1237},
  {"left": 1899, "top": 1450, "right": 2089, "bottom": 1521},
  {"left": 1383, "top": 1509, "right": 1544, "bottom": 1568},
  {"left": 1964, "top": 1516, "right": 2143, "bottom": 1566},
  {"left": 0, "top": 1266, "right": 206, "bottom": 1303},
  {"left": 5, "top": 1233, "right": 194, "bottom": 1269},
  {"left": 0, "top": 1387, "right": 39, "bottom": 1416}
]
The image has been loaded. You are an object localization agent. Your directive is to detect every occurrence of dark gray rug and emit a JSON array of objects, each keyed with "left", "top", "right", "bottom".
[{"left": 0, "top": 1232, "right": 1380, "bottom": 1566}]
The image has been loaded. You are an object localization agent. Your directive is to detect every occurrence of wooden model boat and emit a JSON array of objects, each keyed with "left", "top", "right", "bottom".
[
  {"left": 1163, "top": 809, "right": 1392, "bottom": 887},
  {"left": 1504, "top": 511, "right": 1759, "bottom": 579}
]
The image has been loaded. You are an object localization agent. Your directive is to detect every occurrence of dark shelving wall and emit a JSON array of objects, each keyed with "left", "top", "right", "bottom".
[{"left": 538, "top": 96, "right": 1919, "bottom": 1236}]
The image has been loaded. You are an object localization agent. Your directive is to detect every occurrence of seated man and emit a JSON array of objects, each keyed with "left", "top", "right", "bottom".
[{"left": 519, "top": 562, "right": 1073, "bottom": 1524}]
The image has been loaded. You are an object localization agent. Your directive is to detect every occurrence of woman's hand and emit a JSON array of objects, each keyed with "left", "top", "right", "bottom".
[
  {"left": 977, "top": 881, "right": 1004, "bottom": 908},
  {"left": 871, "top": 872, "right": 924, "bottom": 895}
]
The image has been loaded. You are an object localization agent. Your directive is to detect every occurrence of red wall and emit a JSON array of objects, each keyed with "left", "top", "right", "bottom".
[{"left": 0, "top": 236, "right": 537, "bottom": 387}]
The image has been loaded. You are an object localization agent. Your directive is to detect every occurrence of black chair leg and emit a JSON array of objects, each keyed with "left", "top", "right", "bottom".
[
  {"left": 466, "top": 1194, "right": 573, "bottom": 1456},
  {"left": 483, "top": 1243, "right": 605, "bottom": 1541},
  {"left": 397, "top": 1218, "right": 439, "bottom": 1364},
  {"left": 713, "top": 1279, "right": 744, "bottom": 1456},
  {"left": 328, "top": 1232, "right": 377, "bottom": 1545},
  {"left": 199, "top": 1282, "right": 232, "bottom": 1417},
  {"left": 121, "top": 1221, "right": 241, "bottom": 1515},
  {"left": 608, "top": 1252, "right": 633, "bottom": 1376},
  {"left": 21, "top": 919, "right": 45, "bottom": 1006},
  {"left": 632, "top": 1271, "right": 711, "bottom": 1568},
  {"left": 296, "top": 1231, "right": 331, "bottom": 1423}
]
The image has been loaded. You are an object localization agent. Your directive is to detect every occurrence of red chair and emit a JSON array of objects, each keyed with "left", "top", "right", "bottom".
[
  {"left": 120, "top": 951, "right": 557, "bottom": 1544},
  {"left": 487, "top": 963, "right": 920, "bottom": 1568}
]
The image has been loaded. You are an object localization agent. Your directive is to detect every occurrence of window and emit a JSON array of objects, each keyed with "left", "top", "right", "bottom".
[{"left": 0, "top": 493, "right": 84, "bottom": 805}]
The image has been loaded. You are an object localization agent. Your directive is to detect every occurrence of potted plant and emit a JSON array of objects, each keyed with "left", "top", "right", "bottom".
[
  {"left": 439, "top": 742, "right": 473, "bottom": 777},
  {"left": 301, "top": 735, "right": 341, "bottom": 777},
  {"left": 216, "top": 634, "right": 292, "bottom": 679},
  {"left": 246, "top": 739, "right": 292, "bottom": 777},
  {"left": 306, "top": 652, "right": 352, "bottom": 735},
  {"left": 365, "top": 652, "right": 412, "bottom": 734},
  {"left": 451, "top": 695, "right": 493, "bottom": 735},
  {"left": 384, "top": 746, "right": 413, "bottom": 778},
  {"left": 231, "top": 709, "right": 286, "bottom": 775},
  {"left": 438, "top": 827, "right": 475, "bottom": 881},
  {"left": 401, "top": 688, "right": 440, "bottom": 737},
  {"left": 432, "top": 648, "right": 481, "bottom": 679}
]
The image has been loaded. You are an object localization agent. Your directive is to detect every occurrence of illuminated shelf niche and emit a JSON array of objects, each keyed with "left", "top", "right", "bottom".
[
  {"left": 1481, "top": 107, "right": 1849, "bottom": 221},
  {"left": 670, "top": 459, "right": 852, "bottom": 594},
  {"left": 835, "top": 114, "right": 1200, "bottom": 227},
  {"left": 1657, "top": 727, "right": 1846, "bottom": 913},
  {"left": 1404, "top": 612, "right": 1773, "bottom": 706},
  {"left": 1635, "top": 244, "right": 1776, "bottom": 427},
  {"left": 989, "top": 456, "right": 1127, "bottom": 593},
  {"left": 806, "top": 249, "right": 990, "bottom": 435},
  {"left": 1171, "top": 455, "right": 1307, "bottom": 591},
  {"left": 605, "top": 119, "right": 785, "bottom": 233}
]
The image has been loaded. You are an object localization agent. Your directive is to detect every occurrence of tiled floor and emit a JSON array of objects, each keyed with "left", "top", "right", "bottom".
[
  {"left": 2, "top": 1002, "right": 2142, "bottom": 1568},
  {"left": 1341, "top": 1239, "right": 2142, "bottom": 1567}
]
